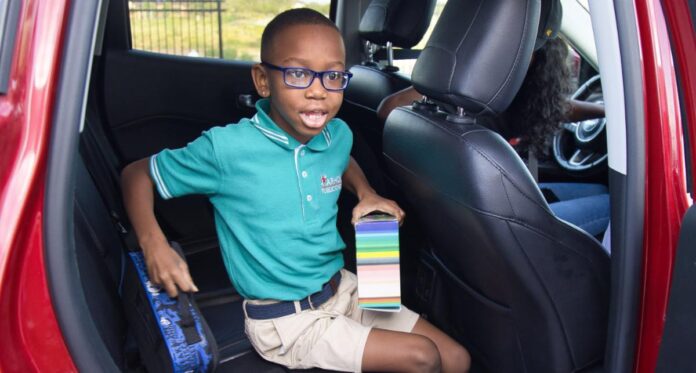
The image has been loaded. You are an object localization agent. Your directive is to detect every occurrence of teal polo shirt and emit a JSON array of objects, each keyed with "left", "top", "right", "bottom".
[{"left": 149, "top": 99, "right": 352, "bottom": 300}]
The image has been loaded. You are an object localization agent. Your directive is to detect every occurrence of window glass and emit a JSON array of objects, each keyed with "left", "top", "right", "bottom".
[
  {"left": 128, "top": 0, "right": 331, "bottom": 61},
  {"left": 0, "top": 0, "right": 19, "bottom": 94},
  {"left": 391, "top": 0, "right": 447, "bottom": 76}
]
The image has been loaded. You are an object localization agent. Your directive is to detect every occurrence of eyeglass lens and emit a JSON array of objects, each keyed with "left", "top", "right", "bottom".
[{"left": 284, "top": 68, "right": 349, "bottom": 90}]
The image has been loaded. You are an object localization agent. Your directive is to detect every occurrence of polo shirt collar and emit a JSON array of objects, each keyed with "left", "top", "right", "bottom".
[{"left": 253, "top": 99, "right": 332, "bottom": 152}]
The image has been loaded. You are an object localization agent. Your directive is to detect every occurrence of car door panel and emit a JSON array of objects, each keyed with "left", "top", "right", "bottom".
[
  {"left": 102, "top": 50, "right": 256, "bottom": 162},
  {"left": 101, "top": 50, "right": 257, "bottom": 245}
]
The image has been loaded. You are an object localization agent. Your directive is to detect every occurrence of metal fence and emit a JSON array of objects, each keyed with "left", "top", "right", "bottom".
[{"left": 129, "top": 0, "right": 224, "bottom": 58}]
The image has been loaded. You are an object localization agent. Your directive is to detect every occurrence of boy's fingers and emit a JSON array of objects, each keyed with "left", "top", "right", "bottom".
[
  {"left": 379, "top": 203, "right": 400, "bottom": 218},
  {"left": 182, "top": 270, "right": 199, "bottom": 293},
  {"left": 352, "top": 207, "right": 377, "bottom": 225},
  {"left": 394, "top": 206, "right": 405, "bottom": 219},
  {"left": 379, "top": 202, "right": 405, "bottom": 224},
  {"left": 170, "top": 270, "right": 192, "bottom": 294},
  {"left": 396, "top": 207, "right": 405, "bottom": 224},
  {"left": 162, "top": 278, "right": 178, "bottom": 298},
  {"left": 351, "top": 207, "right": 366, "bottom": 225}
]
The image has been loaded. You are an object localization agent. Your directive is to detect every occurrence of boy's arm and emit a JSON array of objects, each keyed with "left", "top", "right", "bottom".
[
  {"left": 342, "top": 156, "right": 405, "bottom": 225},
  {"left": 121, "top": 158, "right": 198, "bottom": 297}
]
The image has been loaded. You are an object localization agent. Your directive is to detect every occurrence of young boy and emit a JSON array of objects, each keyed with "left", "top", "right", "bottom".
[{"left": 121, "top": 8, "right": 469, "bottom": 373}]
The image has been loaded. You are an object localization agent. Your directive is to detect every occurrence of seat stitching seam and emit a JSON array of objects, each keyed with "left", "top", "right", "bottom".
[
  {"left": 458, "top": 134, "right": 549, "bottom": 211},
  {"left": 500, "top": 172, "right": 519, "bottom": 219},
  {"left": 448, "top": 1, "right": 484, "bottom": 92},
  {"left": 487, "top": 0, "right": 533, "bottom": 107}
]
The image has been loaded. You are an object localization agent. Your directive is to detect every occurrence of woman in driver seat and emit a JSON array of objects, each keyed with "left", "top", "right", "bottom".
[{"left": 492, "top": 36, "right": 609, "bottom": 242}]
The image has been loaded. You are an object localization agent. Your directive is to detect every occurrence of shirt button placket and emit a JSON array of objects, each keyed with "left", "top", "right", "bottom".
[{"left": 294, "top": 145, "right": 307, "bottom": 220}]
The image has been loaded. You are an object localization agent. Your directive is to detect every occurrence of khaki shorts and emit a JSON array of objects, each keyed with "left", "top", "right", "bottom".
[{"left": 243, "top": 269, "right": 419, "bottom": 372}]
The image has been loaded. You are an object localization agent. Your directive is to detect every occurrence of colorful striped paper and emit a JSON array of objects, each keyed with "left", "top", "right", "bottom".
[{"left": 355, "top": 214, "right": 401, "bottom": 312}]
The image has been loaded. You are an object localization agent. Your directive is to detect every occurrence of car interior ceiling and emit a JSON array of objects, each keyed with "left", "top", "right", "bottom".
[{"left": 67, "top": 0, "right": 611, "bottom": 372}]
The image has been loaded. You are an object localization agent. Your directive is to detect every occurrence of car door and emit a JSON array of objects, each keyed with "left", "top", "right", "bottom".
[
  {"left": 652, "top": 0, "right": 696, "bottom": 371},
  {"left": 618, "top": 0, "right": 696, "bottom": 371}
]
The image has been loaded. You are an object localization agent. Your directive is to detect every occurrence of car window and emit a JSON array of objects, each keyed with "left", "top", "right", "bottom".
[
  {"left": 127, "top": 0, "right": 331, "bottom": 61},
  {"left": 0, "top": 0, "right": 20, "bottom": 94},
  {"left": 391, "top": 0, "right": 448, "bottom": 77}
]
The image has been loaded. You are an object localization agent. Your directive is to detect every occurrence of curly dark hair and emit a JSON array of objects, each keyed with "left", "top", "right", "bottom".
[{"left": 504, "top": 38, "right": 575, "bottom": 155}]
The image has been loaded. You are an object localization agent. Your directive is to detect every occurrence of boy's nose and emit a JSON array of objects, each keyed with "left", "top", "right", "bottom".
[{"left": 304, "top": 76, "right": 327, "bottom": 99}]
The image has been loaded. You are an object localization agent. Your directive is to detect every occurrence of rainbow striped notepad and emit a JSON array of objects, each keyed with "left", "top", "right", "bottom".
[{"left": 355, "top": 214, "right": 401, "bottom": 312}]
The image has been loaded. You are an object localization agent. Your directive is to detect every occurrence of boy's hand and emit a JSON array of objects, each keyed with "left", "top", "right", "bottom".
[
  {"left": 352, "top": 191, "right": 405, "bottom": 226},
  {"left": 121, "top": 158, "right": 198, "bottom": 298},
  {"left": 142, "top": 242, "right": 199, "bottom": 298}
]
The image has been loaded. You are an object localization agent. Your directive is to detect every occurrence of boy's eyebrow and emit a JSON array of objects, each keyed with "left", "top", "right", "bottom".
[{"left": 281, "top": 57, "right": 345, "bottom": 69}]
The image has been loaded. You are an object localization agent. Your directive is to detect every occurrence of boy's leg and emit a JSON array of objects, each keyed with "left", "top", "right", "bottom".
[
  {"left": 361, "top": 320, "right": 470, "bottom": 373},
  {"left": 361, "top": 328, "right": 441, "bottom": 373},
  {"left": 411, "top": 317, "right": 471, "bottom": 373},
  {"left": 336, "top": 267, "right": 469, "bottom": 372}
]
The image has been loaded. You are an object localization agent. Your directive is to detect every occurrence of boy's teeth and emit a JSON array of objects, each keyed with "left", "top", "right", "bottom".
[{"left": 300, "top": 111, "right": 327, "bottom": 128}]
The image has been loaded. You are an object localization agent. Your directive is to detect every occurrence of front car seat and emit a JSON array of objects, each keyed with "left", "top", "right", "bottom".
[
  {"left": 341, "top": 0, "right": 437, "bottom": 192},
  {"left": 345, "top": 0, "right": 437, "bottom": 111},
  {"left": 382, "top": 0, "right": 610, "bottom": 371}
]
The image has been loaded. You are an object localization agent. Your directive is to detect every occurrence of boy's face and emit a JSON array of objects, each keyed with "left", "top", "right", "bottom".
[{"left": 252, "top": 24, "right": 346, "bottom": 144}]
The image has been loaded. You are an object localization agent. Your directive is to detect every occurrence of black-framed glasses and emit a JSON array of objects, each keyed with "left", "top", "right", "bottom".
[{"left": 261, "top": 62, "right": 353, "bottom": 91}]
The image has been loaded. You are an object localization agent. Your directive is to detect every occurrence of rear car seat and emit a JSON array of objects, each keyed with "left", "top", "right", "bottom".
[{"left": 76, "top": 108, "right": 339, "bottom": 371}]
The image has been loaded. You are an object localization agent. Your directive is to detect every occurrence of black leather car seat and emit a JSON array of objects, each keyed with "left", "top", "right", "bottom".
[
  {"left": 336, "top": 0, "right": 438, "bottom": 271},
  {"left": 346, "top": 0, "right": 436, "bottom": 108},
  {"left": 340, "top": 0, "right": 436, "bottom": 194},
  {"left": 382, "top": 0, "right": 610, "bottom": 372}
]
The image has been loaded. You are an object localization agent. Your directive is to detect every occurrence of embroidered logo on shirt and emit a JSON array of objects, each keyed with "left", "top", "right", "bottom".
[{"left": 321, "top": 175, "right": 342, "bottom": 194}]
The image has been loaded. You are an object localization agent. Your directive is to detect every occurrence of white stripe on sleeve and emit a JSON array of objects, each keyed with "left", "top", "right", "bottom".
[{"left": 150, "top": 155, "right": 173, "bottom": 199}]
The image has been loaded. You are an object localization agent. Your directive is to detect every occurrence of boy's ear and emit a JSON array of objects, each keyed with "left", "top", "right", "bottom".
[{"left": 251, "top": 64, "right": 270, "bottom": 98}]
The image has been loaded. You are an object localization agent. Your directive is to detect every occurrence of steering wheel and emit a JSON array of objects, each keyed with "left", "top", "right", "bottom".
[{"left": 552, "top": 75, "right": 607, "bottom": 172}]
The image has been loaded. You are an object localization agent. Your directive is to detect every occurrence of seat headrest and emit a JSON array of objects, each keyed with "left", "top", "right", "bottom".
[
  {"left": 535, "top": 0, "right": 563, "bottom": 50},
  {"left": 411, "top": 0, "right": 540, "bottom": 115},
  {"left": 359, "top": 0, "right": 437, "bottom": 49}
]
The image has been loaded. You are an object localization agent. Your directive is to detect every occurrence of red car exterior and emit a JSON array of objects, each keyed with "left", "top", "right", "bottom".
[
  {"left": 0, "top": 0, "right": 694, "bottom": 372},
  {"left": 636, "top": 0, "right": 696, "bottom": 372},
  {"left": 0, "top": 0, "right": 75, "bottom": 371}
]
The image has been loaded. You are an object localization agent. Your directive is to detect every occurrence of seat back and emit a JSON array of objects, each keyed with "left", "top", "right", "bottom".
[
  {"left": 382, "top": 0, "right": 610, "bottom": 371},
  {"left": 73, "top": 153, "right": 128, "bottom": 369}
]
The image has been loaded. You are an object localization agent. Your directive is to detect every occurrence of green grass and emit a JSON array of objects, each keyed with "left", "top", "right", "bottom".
[{"left": 129, "top": 0, "right": 330, "bottom": 60}]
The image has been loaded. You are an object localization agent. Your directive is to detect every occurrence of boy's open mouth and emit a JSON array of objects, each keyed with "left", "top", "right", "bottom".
[{"left": 299, "top": 110, "right": 328, "bottom": 129}]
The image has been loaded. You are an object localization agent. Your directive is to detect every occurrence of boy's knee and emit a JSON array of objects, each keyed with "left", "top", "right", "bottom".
[
  {"left": 448, "top": 344, "right": 471, "bottom": 373},
  {"left": 410, "top": 336, "right": 441, "bottom": 373}
]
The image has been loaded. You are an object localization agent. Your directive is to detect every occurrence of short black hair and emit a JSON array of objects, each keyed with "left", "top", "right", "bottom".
[{"left": 260, "top": 8, "right": 339, "bottom": 61}]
